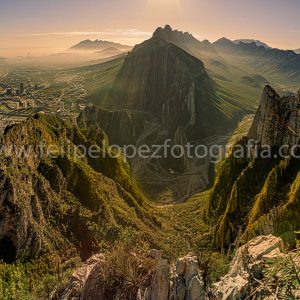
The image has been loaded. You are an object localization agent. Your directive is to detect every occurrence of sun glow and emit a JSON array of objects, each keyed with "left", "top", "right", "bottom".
[{"left": 146, "top": 0, "right": 181, "bottom": 14}]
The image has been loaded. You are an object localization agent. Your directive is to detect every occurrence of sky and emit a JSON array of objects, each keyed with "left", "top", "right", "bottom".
[{"left": 1, "top": 0, "right": 300, "bottom": 56}]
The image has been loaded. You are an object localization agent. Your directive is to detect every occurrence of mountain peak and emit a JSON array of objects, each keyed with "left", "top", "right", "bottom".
[
  {"left": 153, "top": 25, "right": 174, "bottom": 37},
  {"left": 213, "top": 37, "right": 234, "bottom": 47},
  {"left": 234, "top": 39, "right": 270, "bottom": 49},
  {"left": 248, "top": 85, "right": 300, "bottom": 147},
  {"left": 152, "top": 25, "right": 203, "bottom": 50},
  {"left": 70, "top": 39, "right": 131, "bottom": 51}
]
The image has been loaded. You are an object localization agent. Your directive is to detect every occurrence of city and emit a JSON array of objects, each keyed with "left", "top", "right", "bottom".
[{"left": 0, "top": 65, "right": 88, "bottom": 131}]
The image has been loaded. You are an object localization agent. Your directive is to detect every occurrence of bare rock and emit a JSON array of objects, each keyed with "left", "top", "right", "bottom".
[
  {"left": 248, "top": 85, "right": 300, "bottom": 148},
  {"left": 59, "top": 254, "right": 105, "bottom": 300},
  {"left": 149, "top": 249, "right": 163, "bottom": 260},
  {"left": 212, "top": 235, "right": 284, "bottom": 300},
  {"left": 187, "top": 275, "right": 205, "bottom": 300},
  {"left": 150, "top": 264, "right": 170, "bottom": 300}
]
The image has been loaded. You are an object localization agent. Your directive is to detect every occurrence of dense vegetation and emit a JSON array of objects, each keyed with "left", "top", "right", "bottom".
[{"left": 207, "top": 140, "right": 300, "bottom": 252}]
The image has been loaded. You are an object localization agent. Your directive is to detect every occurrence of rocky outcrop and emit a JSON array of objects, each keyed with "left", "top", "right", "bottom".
[
  {"left": 60, "top": 236, "right": 287, "bottom": 300},
  {"left": 211, "top": 235, "right": 284, "bottom": 300},
  {"left": 60, "top": 250, "right": 205, "bottom": 300},
  {"left": 59, "top": 254, "right": 105, "bottom": 300},
  {"left": 171, "top": 254, "right": 205, "bottom": 300},
  {"left": 248, "top": 85, "right": 300, "bottom": 147},
  {"left": 142, "top": 251, "right": 205, "bottom": 300}
]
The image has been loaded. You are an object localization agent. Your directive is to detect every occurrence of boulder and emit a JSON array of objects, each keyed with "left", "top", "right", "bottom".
[{"left": 212, "top": 235, "right": 284, "bottom": 300}]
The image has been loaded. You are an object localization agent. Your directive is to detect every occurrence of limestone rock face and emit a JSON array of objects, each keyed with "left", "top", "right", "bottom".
[
  {"left": 171, "top": 254, "right": 205, "bottom": 300},
  {"left": 108, "top": 35, "right": 231, "bottom": 141},
  {"left": 60, "top": 250, "right": 206, "bottom": 300},
  {"left": 150, "top": 262, "right": 170, "bottom": 300},
  {"left": 208, "top": 85, "right": 300, "bottom": 252},
  {"left": 248, "top": 85, "right": 300, "bottom": 147},
  {"left": 60, "top": 254, "right": 105, "bottom": 300},
  {"left": 144, "top": 252, "right": 205, "bottom": 300},
  {"left": 212, "top": 235, "right": 284, "bottom": 300}
]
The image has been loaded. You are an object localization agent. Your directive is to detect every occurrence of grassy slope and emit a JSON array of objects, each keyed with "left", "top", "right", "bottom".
[{"left": 155, "top": 191, "right": 211, "bottom": 259}]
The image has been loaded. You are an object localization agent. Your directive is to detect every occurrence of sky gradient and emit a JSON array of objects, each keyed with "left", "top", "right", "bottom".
[{"left": 1, "top": 0, "right": 300, "bottom": 56}]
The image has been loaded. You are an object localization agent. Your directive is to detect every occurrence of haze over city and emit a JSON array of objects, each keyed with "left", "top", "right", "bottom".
[{"left": 1, "top": 0, "right": 300, "bottom": 57}]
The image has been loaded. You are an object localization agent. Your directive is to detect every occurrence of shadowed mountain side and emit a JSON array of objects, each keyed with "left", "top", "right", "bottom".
[{"left": 107, "top": 37, "right": 237, "bottom": 140}]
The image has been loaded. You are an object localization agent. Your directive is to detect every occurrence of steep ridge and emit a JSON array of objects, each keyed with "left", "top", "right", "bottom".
[
  {"left": 107, "top": 36, "right": 231, "bottom": 140},
  {"left": 88, "top": 31, "right": 242, "bottom": 201},
  {"left": 248, "top": 85, "right": 300, "bottom": 147},
  {"left": 206, "top": 85, "right": 300, "bottom": 252},
  {"left": 233, "top": 39, "right": 271, "bottom": 49},
  {"left": 152, "top": 25, "right": 216, "bottom": 54},
  {"left": 0, "top": 114, "right": 161, "bottom": 263}
]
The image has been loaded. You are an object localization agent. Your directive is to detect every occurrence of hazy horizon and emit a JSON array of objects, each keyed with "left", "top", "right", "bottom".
[{"left": 1, "top": 0, "right": 300, "bottom": 57}]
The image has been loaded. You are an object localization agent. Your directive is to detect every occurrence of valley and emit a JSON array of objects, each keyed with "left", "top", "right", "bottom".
[{"left": 0, "top": 23, "right": 299, "bottom": 299}]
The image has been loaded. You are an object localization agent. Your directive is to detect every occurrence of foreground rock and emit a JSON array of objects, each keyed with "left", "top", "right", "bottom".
[
  {"left": 211, "top": 235, "right": 284, "bottom": 300},
  {"left": 59, "top": 235, "right": 287, "bottom": 300},
  {"left": 59, "top": 250, "right": 205, "bottom": 300},
  {"left": 58, "top": 254, "right": 105, "bottom": 300}
]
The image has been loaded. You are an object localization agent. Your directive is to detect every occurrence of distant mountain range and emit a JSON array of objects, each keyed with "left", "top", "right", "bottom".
[
  {"left": 233, "top": 39, "right": 270, "bottom": 49},
  {"left": 70, "top": 39, "right": 131, "bottom": 51},
  {"left": 212, "top": 36, "right": 300, "bottom": 83},
  {"left": 94, "top": 47, "right": 124, "bottom": 57}
]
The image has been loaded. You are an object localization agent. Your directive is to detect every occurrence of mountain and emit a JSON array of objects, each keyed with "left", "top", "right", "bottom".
[
  {"left": 150, "top": 25, "right": 221, "bottom": 66},
  {"left": 108, "top": 34, "right": 238, "bottom": 140},
  {"left": 83, "top": 26, "right": 253, "bottom": 201},
  {"left": 0, "top": 113, "right": 162, "bottom": 263},
  {"left": 94, "top": 47, "right": 124, "bottom": 57},
  {"left": 207, "top": 85, "right": 300, "bottom": 252},
  {"left": 213, "top": 37, "right": 300, "bottom": 85},
  {"left": 70, "top": 39, "right": 131, "bottom": 51},
  {"left": 233, "top": 39, "right": 271, "bottom": 49},
  {"left": 153, "top": 25, "right": 200, "bottom": 45}
]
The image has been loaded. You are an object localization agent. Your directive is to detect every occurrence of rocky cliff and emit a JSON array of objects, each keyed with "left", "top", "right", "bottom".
[
  {"left": 108, "top": 35, "right": 228, "bottom": 140},
  {"left": 207, "top": 86, "right": 300, "bottom": 252},
  {"left": 248, "top": 85, "right": 300, "bottom": 147}
]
